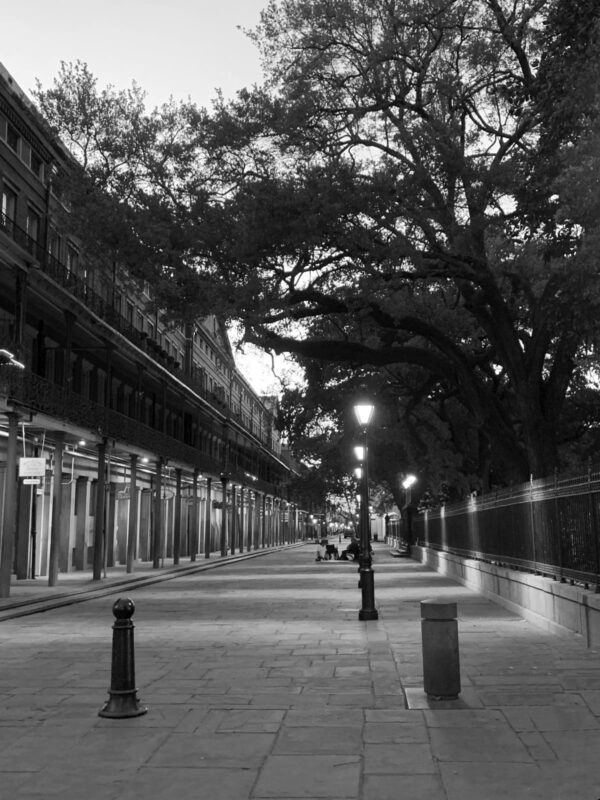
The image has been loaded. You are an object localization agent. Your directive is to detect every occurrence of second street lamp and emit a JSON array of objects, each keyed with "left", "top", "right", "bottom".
[{"left": 353, "top": 401, "right": 378, "bottom": 621}]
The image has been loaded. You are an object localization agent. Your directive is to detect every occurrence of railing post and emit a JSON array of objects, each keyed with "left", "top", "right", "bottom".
[
  {"left": 588, "top": 462, "right": 600, "bottom": 593},
  {"left": 529, "top": 475, "right": 538, "bottom": 572},
  {"left": 554, "top": 468, "right": 564, "bottom": 583}
]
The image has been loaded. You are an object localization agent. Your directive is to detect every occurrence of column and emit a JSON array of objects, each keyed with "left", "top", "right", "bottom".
[
  {"left": 92, "top": 439, "right": 106, "bottom": 581},
  {"left": 191, "top": 469, "right": 199, "bottom": 561},
  {"left": 254, "top": 491, "right": 260, "bottom": 550},
  {"left": 220, "top": 473, "right": 229, "bottom": 557},
  {"left": 0, "top": 412, "right": 19, "bottom": 597},
  {"left": 105, "top": 482, "right": 116, "bottom": 568},
  {"left": 230, "top": 483, "right": 237, "bottom": 555},
  {"left": 239, "top": 485, "right": 245, "bottom": 553},
  {"left": 273, "top": 498, "right": 280, "bottom": 546},
  {"left": 73, "top": 476, "right": 88, "bottom": 570},
  {"left": 174, "top": 468, "right": 182, "bottom": 565},
  {"left": 126, "top": 455, "right": 138, "bottom": 573},
  {"left": 204, "top": 476, "right": 212, "bottom": 558},
  {"left": 48, "top": 432, "right": 65, "bottom": 586},
  {"left": 152, "top": 459, "right": 163, "bottom": 568}
]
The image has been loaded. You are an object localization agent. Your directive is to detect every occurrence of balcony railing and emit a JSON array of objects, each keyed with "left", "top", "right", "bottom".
[
  {"left": 0, "top": 369, "right": 282, "bottom": 495},
  {"left": 0, "top": 211, "right": 45, "bottom": 262},
  {"left": 1, "top": 212, "right": 277, "bottom": 451}
]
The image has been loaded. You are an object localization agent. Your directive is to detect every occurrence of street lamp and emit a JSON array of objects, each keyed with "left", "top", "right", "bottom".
[
  {"left": 402, "top": 474, "right": 417, "bottom": 503},
  {"left": 353, "top": 400, "right": 378, "bottom": 621},
  {"left": 402, "top": 474, "right": 418, "bottom": 553}
]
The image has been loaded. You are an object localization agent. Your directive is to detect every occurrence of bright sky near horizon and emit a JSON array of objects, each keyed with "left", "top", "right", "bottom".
[
  {"left": 2, "top": 0, "right": 302, "bottom": 396},
  {"left": 2, "top": 0, "right": 268, "bottom": 109}
]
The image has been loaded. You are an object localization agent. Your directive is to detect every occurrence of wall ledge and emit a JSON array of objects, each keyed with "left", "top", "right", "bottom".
[{"left": 412, "top": 545, "right": 600, "bottom": 648}]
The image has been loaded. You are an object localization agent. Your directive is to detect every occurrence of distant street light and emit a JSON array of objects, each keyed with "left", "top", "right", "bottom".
[
  {"left": 353, "top": 400, "right": 378, "bottom": 621},
  {"left": 402, "top": 473, "right": 417, "bottom": 504},
  {"left": 402, "top": 474, "right": 418, "bottom": 553}
]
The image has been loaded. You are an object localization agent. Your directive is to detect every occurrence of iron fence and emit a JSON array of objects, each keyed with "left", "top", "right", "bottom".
[{"left": 412, "top": 470, "right": 600, "bottom": 589}]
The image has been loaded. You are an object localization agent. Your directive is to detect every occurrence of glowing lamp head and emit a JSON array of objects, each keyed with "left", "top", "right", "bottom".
[{"left": 353, "top": 402, "right": 374, "bottom": 427}]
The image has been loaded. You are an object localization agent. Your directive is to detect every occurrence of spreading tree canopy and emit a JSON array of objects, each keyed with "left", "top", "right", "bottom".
[
  {"left": 201, "top": 0, "right": 600, "bottom": 483},
  {"left": 33, "top": 0, "right": 600, "bottom": 491}
]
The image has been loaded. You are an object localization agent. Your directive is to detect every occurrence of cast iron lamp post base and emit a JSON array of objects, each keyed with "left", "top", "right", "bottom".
[{"left": 358, "top": 555, "right": 378, "bottom": 620}]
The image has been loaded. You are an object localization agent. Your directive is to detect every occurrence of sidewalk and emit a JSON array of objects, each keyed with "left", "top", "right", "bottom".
[
  {"left": 0, "top": 547, "right": 294, "bottom": 621},
  {"left": 1, "top": 541, "right": 599, "bottom": 799}
]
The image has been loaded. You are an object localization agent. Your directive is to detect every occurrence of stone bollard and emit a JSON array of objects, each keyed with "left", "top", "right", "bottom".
[
  {"left": 421, "top": 598, "right": 460, "bottom": 700},
  {"left": 98, "top": 598, "right": 148, "bottom": 718}
]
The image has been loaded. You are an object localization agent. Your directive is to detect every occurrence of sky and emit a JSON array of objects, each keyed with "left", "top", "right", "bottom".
[
  {"left": 2, "top": 0, "right": 268, "bottom": 109},
  {"left": 2, "top": 0, "right": 301, "bottom": 396}
]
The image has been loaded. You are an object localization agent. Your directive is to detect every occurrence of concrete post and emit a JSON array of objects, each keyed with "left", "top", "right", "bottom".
[{"left": 421, "top": 599, "right": 460, "bottom": 699}]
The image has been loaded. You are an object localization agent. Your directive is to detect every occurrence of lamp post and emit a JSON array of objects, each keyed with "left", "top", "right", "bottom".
[
  {"left": 402, "top": 474, "right": 417, "bottom": 553},
  {"left": 353, "top": 402, "right": 378, "bottom": 621}
]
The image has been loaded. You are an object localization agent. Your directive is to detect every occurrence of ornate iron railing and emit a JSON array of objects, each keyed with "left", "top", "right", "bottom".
[
  {"left": 37, "top": 255, "right": 275, "bottom": 450},
  {"left": 0, "top": 211, "right": 45, "bottom": 262},
  {"left": 2, "top": 212, "right": 277, "bottom": 451},
  {"left": 0, "top": 369, "right": 282, "bottom": 496}
]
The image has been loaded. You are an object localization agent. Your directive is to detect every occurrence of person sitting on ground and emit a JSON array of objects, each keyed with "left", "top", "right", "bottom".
[
  {"left": 339, "top": 536, "right": 360, "bottom": 561},
  {"left": 325, "top": 543, "right": 339, "bottom": 560}
]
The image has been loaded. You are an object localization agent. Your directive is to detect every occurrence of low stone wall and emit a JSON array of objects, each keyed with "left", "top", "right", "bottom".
[{"left": 411, "top": 545, "right": 600, "bottom": 648}]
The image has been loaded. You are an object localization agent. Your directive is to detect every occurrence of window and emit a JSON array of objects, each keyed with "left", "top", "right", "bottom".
[
  {"left": 1, "top": 185, "right": 17, "bottom": 230},
  {"left": 26, "top": 207, "right": 40, "bottom": 243},
  {"left": 30, "top": 151, "right": 43, "bottom": 180},
  {"left": 48, "top": 228, "right": 60, "bottom": 261},
  {"left": 6, "top": 123, "right": 19, "bottom": 153},
  {"left": 136, "top": 311, "right": 144, "bottom": 332},
  {"left": 66, "top": 244, "right": 79, "bottom": 274},
  {"left": 126, "top": 301, "right": 134, "bottom": 326}
]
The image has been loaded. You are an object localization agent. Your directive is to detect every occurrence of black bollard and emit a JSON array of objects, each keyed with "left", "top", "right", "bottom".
[{"left": 98, "top": 598, "right": 148, "bottom": 718}]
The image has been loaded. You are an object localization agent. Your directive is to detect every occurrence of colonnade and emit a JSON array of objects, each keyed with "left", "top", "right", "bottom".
[{"left": 0, "top": 420, "right": 308, "bottom": 598}]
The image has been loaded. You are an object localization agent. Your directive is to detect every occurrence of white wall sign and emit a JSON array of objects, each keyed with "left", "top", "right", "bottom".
[{"left": 18, "top": 457, "right": 47, "bottom": 477}]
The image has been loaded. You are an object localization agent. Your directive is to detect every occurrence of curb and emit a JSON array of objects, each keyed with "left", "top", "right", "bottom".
[{"left": 0, "top": 543, "right": 306, "bottom": 622}]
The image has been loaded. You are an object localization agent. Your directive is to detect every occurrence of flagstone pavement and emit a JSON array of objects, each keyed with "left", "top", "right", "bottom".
[{"left": 1, "top": 541, "right": 600, "bottom": 799}]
